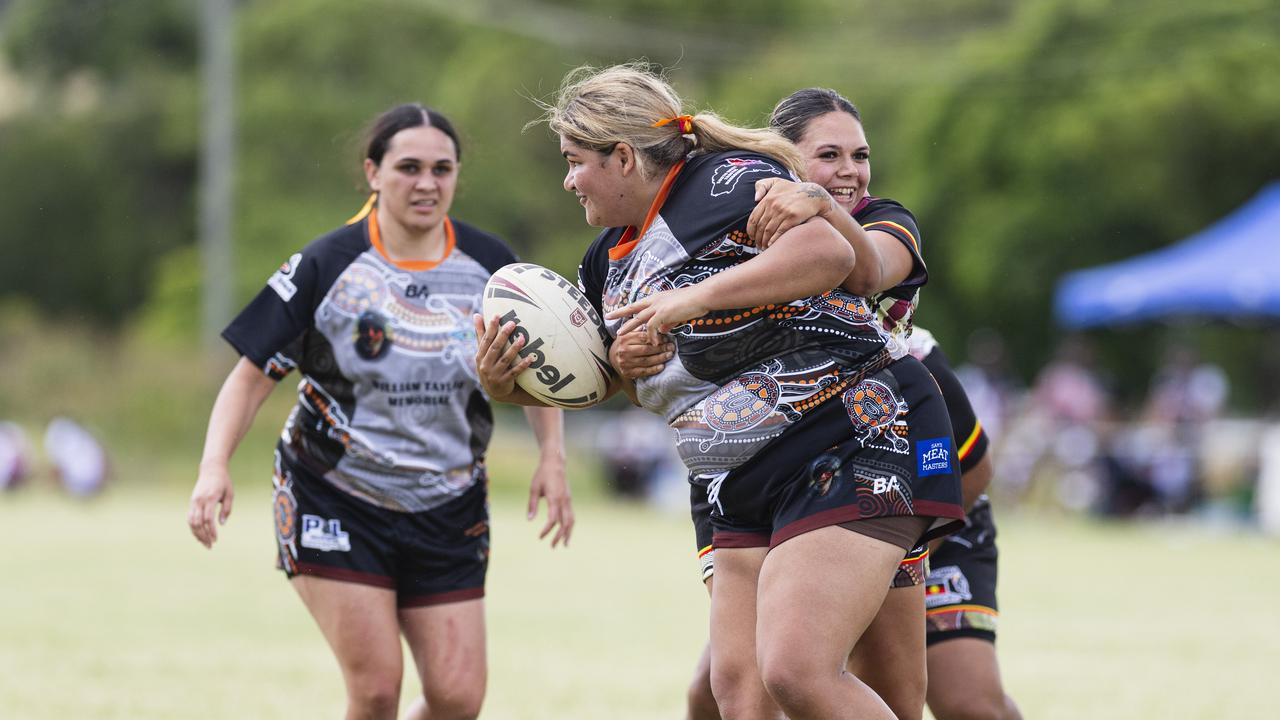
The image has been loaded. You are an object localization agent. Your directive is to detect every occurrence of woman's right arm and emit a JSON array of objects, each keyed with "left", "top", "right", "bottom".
[
  {"left": 748, "top": 178, "right": 915, "bottom": 296},
  {"left": 188, "top": 356, "right": 277, "bottom": 548},
  {"left": 608, "top": 218, "right": 855, "bottom": 344}
]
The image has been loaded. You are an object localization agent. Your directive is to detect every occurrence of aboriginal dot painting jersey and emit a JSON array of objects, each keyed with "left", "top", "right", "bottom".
[
  {"left": 577, "top": 151, "right": 898, "bottom": 482},
  {"left": 223, "top": 204, "right": 517, "bottom": 513},
  {"left": 850, "top": 194, "right": 927, "bottom": 351}
]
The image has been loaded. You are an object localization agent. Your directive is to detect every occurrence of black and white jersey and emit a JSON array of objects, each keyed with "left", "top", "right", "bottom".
[
  {"left": 578, "top": 150, "right": 894, "bottom": 481},
  {"left": 224, "top": 205, "right": 517, "bottom": 512},
  {"left": 851, "top": 195, "right": 926, "bottom": 350}
]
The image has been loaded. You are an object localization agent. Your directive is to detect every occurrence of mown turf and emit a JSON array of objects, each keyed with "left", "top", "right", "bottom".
[{"left": 2, "top": 477, "right": 1275, "bottom": 719}]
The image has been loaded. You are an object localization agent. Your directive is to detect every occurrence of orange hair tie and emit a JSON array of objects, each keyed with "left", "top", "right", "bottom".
[{"left": 653, "top": 114, "right": 695, "bottom": 134}]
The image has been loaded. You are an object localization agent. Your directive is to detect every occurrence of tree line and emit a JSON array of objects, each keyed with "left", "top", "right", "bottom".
[{"left": 3, "top": 0, "right": 1278, "bottom": 402}]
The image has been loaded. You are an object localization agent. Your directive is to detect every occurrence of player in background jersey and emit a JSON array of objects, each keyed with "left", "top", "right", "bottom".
[
  {"left": 478, "top": 64, "right": 962, "bottom": 720},
  {"left": 187, "top": 104, "right": 571, "bottom": 720},
  {"left": 616, "top": 88, "right": 1020, "bottom": 720}
]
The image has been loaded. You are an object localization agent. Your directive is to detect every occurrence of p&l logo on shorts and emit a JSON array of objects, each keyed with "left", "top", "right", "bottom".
[
  {"left": 300, "top": 514, "right": 352, "bottom": 552},
  {"left": 916, "top": 437, "right": 953, "bottom": 477}
]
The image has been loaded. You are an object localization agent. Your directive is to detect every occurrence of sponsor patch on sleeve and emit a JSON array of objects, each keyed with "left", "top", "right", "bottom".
[
  {"left": 916, "top": 437, "right": 953, "bottom": 477},
  {"left": 267, "top": 252, "right": 304, "bottom": 302}
]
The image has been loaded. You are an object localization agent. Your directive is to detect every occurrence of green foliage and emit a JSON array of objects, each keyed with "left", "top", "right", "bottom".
[
  {"left": 890, "top": 0, "right": 1280, "bottom": 383},
  {"left": 0, "top": 0, "right": 197, "bottom": 326},
  {"left": 2, "top": 0, "right": 1278, "bottom": 383},
  {"left": 3, "top": 0, "right": 194, "bottom": 80}
]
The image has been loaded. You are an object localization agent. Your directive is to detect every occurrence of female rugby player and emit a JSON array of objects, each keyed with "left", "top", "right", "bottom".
[
  {"left": 188, "top": 104, "right": 572, "bottom": 720},
  {"left": 616, "top": 88, "right": 1020, "bottom": 720},
  {"left": 477, "top": 65, "right": 962, "bottom": 720}
]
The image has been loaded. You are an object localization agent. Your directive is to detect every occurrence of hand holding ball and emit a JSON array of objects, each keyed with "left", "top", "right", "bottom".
[{"left": 479, "top": 264, "right": 613, "bottom": 409}]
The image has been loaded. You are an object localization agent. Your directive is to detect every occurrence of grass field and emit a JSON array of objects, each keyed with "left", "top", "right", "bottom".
[{"left": 2, "top": 474, "right": 1277, "bottom": 719}]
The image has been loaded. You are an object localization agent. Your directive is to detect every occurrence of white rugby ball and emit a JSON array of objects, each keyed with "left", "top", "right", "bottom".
[{"left": 481, "top": 263, "right": 614, "bottom": 409}]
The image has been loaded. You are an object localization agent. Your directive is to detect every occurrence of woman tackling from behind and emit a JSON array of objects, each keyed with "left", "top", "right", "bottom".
[
  {"left": 615, "top": 88, "right": 1021, "bottom": 720},
  {"left": 187, "top": 103, "right": 572, "bottom": 720},
  {"left": 476, "top": 64, "right": 963, "bottom": 720}
]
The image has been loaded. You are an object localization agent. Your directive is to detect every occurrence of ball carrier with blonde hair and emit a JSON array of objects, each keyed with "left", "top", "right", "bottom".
[
  {"left": 615, "top": 88, "right": 1025, "bottom": 720},
  {"left": 476, "top": 64, "right": 963, "bottom": 720}
]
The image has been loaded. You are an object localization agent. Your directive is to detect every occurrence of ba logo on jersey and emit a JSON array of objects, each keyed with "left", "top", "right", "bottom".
[
  {"left": 268, "top": 252, "right": 303, "bottom": 302},
  {"left": 710, "top": 158, "right": 781, "bottom": 197}
]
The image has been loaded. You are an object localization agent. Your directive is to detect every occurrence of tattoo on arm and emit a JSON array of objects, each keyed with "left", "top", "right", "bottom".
[{"left": 800, "top": 185, "right": 826, "bottom": 199}]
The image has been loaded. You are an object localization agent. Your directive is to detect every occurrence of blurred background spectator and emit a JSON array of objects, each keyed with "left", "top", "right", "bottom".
[
  {"left": 594, "top": 407, "right": 684, "bottom": 506},
  {"left": 43, "top": 417, "right": 109, "bottom": 497},
  {"left": 0, "top": 421, "right": 33, "bottom": 491}
]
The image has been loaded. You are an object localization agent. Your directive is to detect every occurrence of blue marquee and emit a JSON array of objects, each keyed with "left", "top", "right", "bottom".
[{"left": 1055, "top": 182, "right": 1280, "bottom": 328}]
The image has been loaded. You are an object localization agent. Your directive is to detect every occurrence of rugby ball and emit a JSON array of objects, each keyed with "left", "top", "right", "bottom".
[{"left": 481, "top": 263, "right": 614, "bottom": 409}]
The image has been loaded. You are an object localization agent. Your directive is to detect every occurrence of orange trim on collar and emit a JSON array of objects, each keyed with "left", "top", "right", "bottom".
[
  {"left": 608, "top": 160, "right": 686, "bottom": 261},
  {"left": 368, "top": 207, "right": 456, "bottom": 271}
]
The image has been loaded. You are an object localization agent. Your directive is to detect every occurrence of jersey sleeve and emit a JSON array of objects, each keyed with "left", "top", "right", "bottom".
[
  {"left": 661, "top": 153, "right": 789, "bottom": 257},
  {"left": 860, "top": 198, "right": 927, "bottom": 288},
  {"left": 221, "top": 243, "right": 334, "bottom": 380}
]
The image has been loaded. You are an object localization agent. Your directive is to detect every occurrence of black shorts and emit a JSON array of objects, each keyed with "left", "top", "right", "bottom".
[
  {"left": 271, "top": 448, "right": 489, "bottom": 607},
  {"left": 925, "top": 497, "right": 999, "bottom": 644},
  {"left": 710, "top": 356, "right": 964, "bottom": 550},
  {"left": 692, "top": 480, "right": 932, "bottom": 588},
  {"left": 920, "top": 346, "right": 989, "bottom": 474}
]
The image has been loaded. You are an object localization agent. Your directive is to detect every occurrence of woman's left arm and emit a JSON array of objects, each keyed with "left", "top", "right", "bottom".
[
  {"left": 522, "top": 405, "right": 573, "bottom": 547},
  {"left": 609, "top": 218, "right": 855, "bottom": 343}
]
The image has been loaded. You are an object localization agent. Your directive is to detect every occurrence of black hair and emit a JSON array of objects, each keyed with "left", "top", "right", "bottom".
[
  {"left": 769, "top": 88, "right": 862, "bottom": 144},
  {"left": 364, "top": 103, "right": 461, "bottom": 164}
]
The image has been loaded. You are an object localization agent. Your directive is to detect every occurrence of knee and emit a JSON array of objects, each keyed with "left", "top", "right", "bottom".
[
  {"left": 423, "top": 681, "right": 484, "bottom": 720},
  {"left": 757, "top": 650, "right": 825, "bottom": 717},
  {"left": 686, "top": 670, "right": 721, "bottom": 720},
  {"left": 346, "top": 677, "right": 401, "bottom": 719},
  {"left": 709, "top": 660, "right": 767, "bottom": 719}
]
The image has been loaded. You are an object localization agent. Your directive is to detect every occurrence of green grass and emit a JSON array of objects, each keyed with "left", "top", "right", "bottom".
[
  {"left": 1, "top": 479, "right": 1277, "bottom": 719},
  {"left": 3, "top": 324, "right": 1278, "bottom": 718}
]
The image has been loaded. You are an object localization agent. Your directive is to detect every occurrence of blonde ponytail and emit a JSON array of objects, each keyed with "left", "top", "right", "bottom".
[
  {"left": 683, "top": 111, "right": 805, "bottom": 180},
  {"left": 533, "top": 62, "right": 805, "bottom": 180}
]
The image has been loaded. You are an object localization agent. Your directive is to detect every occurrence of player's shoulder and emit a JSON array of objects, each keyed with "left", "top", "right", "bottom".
[
  {"left": 681, "top": 150, "right": 789, "bottom": 196},
  {"left": 451, "top": 217, "right": 519, "bottom": 273},
  {"left": 299, "top": 218, "right": 370, "bottom": 261},
  {"left": 856, "top": 196, "right": 917, "bottom": 223}
]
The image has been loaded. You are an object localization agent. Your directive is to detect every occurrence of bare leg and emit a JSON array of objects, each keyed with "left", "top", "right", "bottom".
[
  {"left": 688, "top": 640, "right": 722, "bottom": 720},
  {"left": 847, "top": 584, "right": 927, "bottom": 720},
  {"left": 755, "top": 526, "right": 904, "bottom": 720},
  {"left": 688, "top": 576, "right": 722, "bottom": 720},
  {"left": 400, "top": 599, "right": 487, "bottom": 720},
  {"left": 926, "top": 638, "right": 1022, "bottom": 720},
  {"left": 292, "top": 576, "right": 404, "bottom": 720},
  {"left": 708, "top": 547, "right": 781, "bottom": 720}
]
